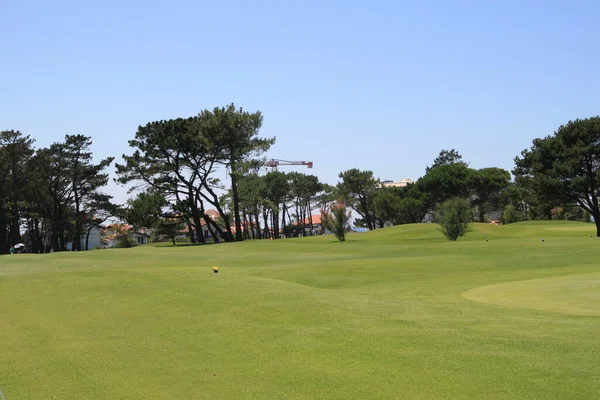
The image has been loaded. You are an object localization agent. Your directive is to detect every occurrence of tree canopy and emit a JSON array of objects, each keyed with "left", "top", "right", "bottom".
[
  {"left": 5, "top": 111, "right": 600, "bottom": 252},
  {"left": 514, "top": 116, "right": 600, "bottom": 235}
]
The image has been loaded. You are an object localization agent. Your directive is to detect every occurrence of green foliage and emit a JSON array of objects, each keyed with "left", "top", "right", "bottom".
[
  {"left": 154, "top": 218, "right": 187, "bottom": 245},
  {"left": 321, "top": 202, "right": 351, "bottom": 241},
  {"left": 550, "top": 206, "right": 591, "bottom": 222},
  {"left": 470, "top": 167, "right": 511, "bottom": 222},
  {"left": 371, "top": 187, "right": 404, "bottom": 227},
  {"left": 116, "top": 106, "right": 275, "bottom": 243},
  {"left": 63, "top": 134, "right": 115, "bottom": 251},
  {"left": 426, "top": 149, "right": 468, "bottom": 172},
  {"left": 124, "top": 190, "right": 169, "bottom": 229},
  {"left": 198, "top": 104, "right": 274, "bottom": 241},
  {"left": 337, "top": 168, "right": 379, "bottom": 230},
  {"left": 501, "top": 204, "right": 522, "bottom": 224},
  {"left": 418, "top": 163, "right": 473, "bottom": 205},
  {"left": 514, "top": 116, "right": 600, "bottom": 235},
  {"left": 0, "top": 130, "right": 35, "bottom": 252},
  {"left": 436, "top": 197, "right": 472, "bottom": 241}
]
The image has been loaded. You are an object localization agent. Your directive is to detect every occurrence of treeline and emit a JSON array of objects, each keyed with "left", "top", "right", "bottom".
[
  {"left": 0, "top": 131, "right": 114, "bottom": 254},
  {"left": 3, "top": 110, "right": 600, "bottom": 254},
  {"left": 340, "top": 148, "right": 589, "bottom": 232}
]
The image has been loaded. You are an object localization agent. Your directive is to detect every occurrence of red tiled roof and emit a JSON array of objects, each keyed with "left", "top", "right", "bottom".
[{"left": 301, "top": 214, "right": 322, "bottom": 225}]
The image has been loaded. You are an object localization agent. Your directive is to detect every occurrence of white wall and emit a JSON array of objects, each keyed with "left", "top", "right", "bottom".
[{"left": 66, "top": 226, "right": 103, "bottom": 250}]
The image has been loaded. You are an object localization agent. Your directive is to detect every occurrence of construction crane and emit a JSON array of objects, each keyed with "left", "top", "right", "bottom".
[{"left": 264, "top": 159, "right": 313, "bottom": 171}]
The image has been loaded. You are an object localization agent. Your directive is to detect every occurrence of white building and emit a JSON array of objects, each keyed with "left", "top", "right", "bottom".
[
  {"left": 381, "top": 178, "right": 413, "bottom": 188},
  {"left": 66, "top": 226, "right": 103, "bottom": 251}
]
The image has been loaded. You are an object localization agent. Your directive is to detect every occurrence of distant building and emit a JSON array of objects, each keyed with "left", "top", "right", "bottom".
[
  {"left": 102, "top": 224, "right": 151, "bottom": 247},
  {"left": 65, "top": 225, "right": 103, "bottom": 251},
  {"left": 381, "top": 178, "right": 413, "bottom": 188}
]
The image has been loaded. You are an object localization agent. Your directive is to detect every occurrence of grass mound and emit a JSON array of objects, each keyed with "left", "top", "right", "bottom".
[{"left": 462, "top": 270, "right": 600, "bottom": 316}]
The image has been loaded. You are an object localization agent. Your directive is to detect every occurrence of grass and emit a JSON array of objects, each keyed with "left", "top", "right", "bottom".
[{"left": 1, "top": 221, "right": 599, "bottom": 399}]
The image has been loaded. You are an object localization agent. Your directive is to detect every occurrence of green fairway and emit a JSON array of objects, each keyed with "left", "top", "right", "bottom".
[
  {"left": 1, "top": 221, "right": 599, "bottom": 399},
  {"left": 463, "top": 271, "right": 600, "bottom": 317}
]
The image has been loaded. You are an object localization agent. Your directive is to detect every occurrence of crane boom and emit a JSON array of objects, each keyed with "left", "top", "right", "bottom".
[{"left": 264, "top": 159, "right": 313, "bottom": 170}]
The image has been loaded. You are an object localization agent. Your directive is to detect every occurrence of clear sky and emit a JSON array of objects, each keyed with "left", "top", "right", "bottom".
[{"left": 2, "top": 0, "right": 599, "bottom": 205}]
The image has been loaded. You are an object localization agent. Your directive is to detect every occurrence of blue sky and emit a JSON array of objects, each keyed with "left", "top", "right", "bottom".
[{"left": 2, "top": 0, "right": 599, "bottom": 205}]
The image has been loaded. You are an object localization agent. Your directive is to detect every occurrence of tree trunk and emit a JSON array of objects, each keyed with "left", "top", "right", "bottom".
[
  {"left": 281, "top": 201, "right": 287, "bottom": 238},
  {"left": 229, "top": 156, "right": 243, "bottom": 241},
  {"left": 189, "top": 189, "right": 206, "bottom": 244},
  {"left": 361, "top": 197, "right": 374, "bottom": 230},
  {"left": 242, "top": 211, "right": 250, "bottom": 240},
  {"left": 199, "top": 187, "right": 234, "bottom": 242},
  {"left": 203, "top": 214, "right": 221, "bottom": 243},
  {"left": 191, "top": 214, "right": 206, "bottom": 244},
  {"left": 308, "top": 201, "right": 314, "bottom": 235},
  {"left": 0, "top": 213, "right": 7, "bottom": 254},
  {"left": 10, "top": 159, "right": 21, "bottom": 246},
  {"left": 51, "top": 223, "right": 59, "bottom": 252},
  {"left": 248, "top": 211, "right": 256, "bottom": 239},
  {"left": 85, "top": 226, "right": 94, "bottom": 250},
  {"left": 478, "top": 205, "right": 485, "bottom": 223},
  {"left": 73, "top": 192, "right": 81, "bottom": 251},
  {"left": 263, "top": 209, "right": 270, "bottom": 239},
  {"left": 594, "top": 212, "right": 600, "bottom": 237},
  {"left": 186, "top": 222, "right": 195, "bottom": 243},
  {"left": 254, "top": 211, "right": 261, "bottom": 239}
]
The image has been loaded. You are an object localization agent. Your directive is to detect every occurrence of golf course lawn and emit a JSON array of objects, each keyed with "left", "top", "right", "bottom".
[{"left": 1, "top": 221, "right": 599, "bottom": 399}]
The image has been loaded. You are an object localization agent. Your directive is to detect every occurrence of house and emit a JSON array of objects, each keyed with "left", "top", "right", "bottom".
[
  {"left": 381, "top": 178, "right": 413, "bottom": 188},
  {"left": 65, "top": 225, "right": 103, "bottom": 251},
  {"left": 294, "top": 214, "right": 333, "bottom": 236},
  {"left": 176, "top": 210, "right": 225, "bottom": 241},
  {"left": 102, "top": 224, "right": 151, "bottom": 247}
]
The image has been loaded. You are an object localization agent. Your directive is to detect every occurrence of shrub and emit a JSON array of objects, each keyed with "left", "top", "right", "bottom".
[
  {"left": 501, "top": 204, "right": 522, "bottom": 224},
  {"left": 321, "top": 201, "right": 352, "bottom": 242},
  {"left": 437, "top": 197, "right": 472, "bottom": 241}
]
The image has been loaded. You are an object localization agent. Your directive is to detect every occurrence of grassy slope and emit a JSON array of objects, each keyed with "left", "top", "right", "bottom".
[{"left": 0, "top": 221, "right": 599, "bottom": 399}]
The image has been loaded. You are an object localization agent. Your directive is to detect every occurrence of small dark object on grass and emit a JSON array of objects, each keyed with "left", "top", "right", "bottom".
[
  {"left": 541, "top": 238, "right": 545, "bottom": 242},
  {"left": 213, "top": 266, "right": 219, "bottom": 274}
]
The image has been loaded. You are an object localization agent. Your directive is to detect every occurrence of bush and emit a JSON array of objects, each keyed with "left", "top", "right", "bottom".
[
  {"left": 501, "top": 204, "right": 521, "bottom": 224},
  {"left": 437, "top": 197, "right": 472, "bottom": 241},
  {"left": 321, "top": 202, "right": 351, "bottom": 242},
  {"left": 115, "top": 235, "right": 138, "bottom": 248}
]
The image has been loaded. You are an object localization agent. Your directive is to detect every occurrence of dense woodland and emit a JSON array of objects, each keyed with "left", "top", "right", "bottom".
[{"left": 2, "top": 106, "right": 600, "bottom": 254}]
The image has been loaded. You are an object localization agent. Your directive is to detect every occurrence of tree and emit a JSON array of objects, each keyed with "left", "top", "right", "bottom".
[
  {"left": 29, "top": 143, "right": 75, "bottom": 252},
  {"left": 426, "top": 149, "right": 468, "bottom": 172},
  {"left": 501, "top": 205, "right": 522, "bottom": 224},
  {"left": 514, "top": 116, "right": 600, "bottom": 236},
  {"left": 400, "top": 183, "right": 432, "bottom": 223},
  {"left": 337, "top": 168, "right": 379, "bottom": 230},
  {"left": 470, "top": 167, "right": 511, "bottom": 222},
  {"left": 263, "top": 171, "right": 290, "bottom": 239},
  {"left": 123, "top": 189, "right": 169, "bottom": 230},
  {"left": 437, "top": 197, "right": 472, "bottom": 241},
  {"left": 321, "top": 201, "right": 351, "bottom": 242},
  {"left": 154, "top": 217, "right": 186, "bottom": 246},
  {"left": 0, "top": 130, "right": 35, "bottom": 252},
  {"left": 64, "top": 134, "right": 114, "bottom": 251},
  {"left": 418, "top": 163, "right": 473, "bottom": 206},
  {"left": 116, "top": 117, "right": 215, "bottom": 243},
  {"left": 199, "top": 104, "right": 274, "bottom": 241},
  {"left": 371, "top": 187, "right": 404, "bottom": 227},
  {"left": 105, "top": 223, "right": 137, "bottom": 248},
  {"left": 237, "top": 173, "right": 266, "bottom": 239}
]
